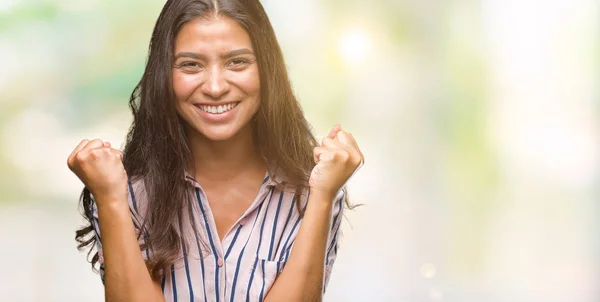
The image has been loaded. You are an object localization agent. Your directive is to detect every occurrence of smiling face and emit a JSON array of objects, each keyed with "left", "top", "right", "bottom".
[{"left": 172, "top": 15, "right": 261, "bottom": 142}]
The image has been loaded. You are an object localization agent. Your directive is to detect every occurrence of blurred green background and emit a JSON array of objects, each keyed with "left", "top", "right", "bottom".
[{"left": 0, "top": 0, "right": 598, "bottom": 301}]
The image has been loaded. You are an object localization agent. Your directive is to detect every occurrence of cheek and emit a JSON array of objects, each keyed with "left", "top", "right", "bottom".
[
  {"left": 234, "top": 67, "right": 261, "bottom": 98},
  {"left": 172, "top": 70, "right": 199, "bottom": 101}
]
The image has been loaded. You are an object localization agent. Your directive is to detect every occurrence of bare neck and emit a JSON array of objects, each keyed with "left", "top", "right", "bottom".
[{"left": 186, "top": 125, "right": 266, "bottom": 183}]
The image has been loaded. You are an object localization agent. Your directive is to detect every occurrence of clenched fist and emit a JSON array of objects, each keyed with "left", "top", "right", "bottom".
[
  {"left": 67, "top": 139, "right": 128, "bottom": 203},
  {"left": 309, "top": 125, "right": 364, "bottom": 197}
]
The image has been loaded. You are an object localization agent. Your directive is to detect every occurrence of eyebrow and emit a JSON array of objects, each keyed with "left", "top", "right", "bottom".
[{"left": 174, "top": 48, "right": 254, "bottom": 60}]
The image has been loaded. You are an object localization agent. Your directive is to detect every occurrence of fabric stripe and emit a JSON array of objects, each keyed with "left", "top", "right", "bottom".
[
  {"left": 190, "top": 209, "right": 208, "bottom": 302},
  {"left": 279, "top": 191, "right": 310, "bottom": 261},
  {"left": 230, "top": 197, "right": 268, "bottom": 302},
  {"left": 171, "top": 264, "right": 178, "bottom": 302},
  {"left": 330, "top": 193, "right": 343, "bottom": 232},
  {"left": 229, "top": 244, "right": 248, "bottom": 302},
  {"left": 278, "top": 192, "right": 309, "bottom": 262},
  {"left": 284, "top": 243, "right": 292, "bottom": 262},
  {"left": 278, "top": 218, "right": 299, "bottom": 262},
  {"left": 224, "top": 225, "right": 242, "bottom": 260},
  {"left": 196, "top": 188, "right": 220, "bottom": 302},
  {"left": 182, "top": 245, "right": 194, "bottom": 302},
  {"left": 326, "top": 233, "right": 339, "bottom": 265},
  {"left": 259, "top": 260, "right": 267, "bottom": 301},
  {"left": 326, "top": 194, "right": 344, "bottom": 265},
  {"left": 246, "top": 188, "right": 274, "bottom": 301},
  {"left": 274, "top": 196, "right": 295, "bottom": 261},
  {"left": 246, "top": 258, "right": 259, "bottom": 302},
  {"left": 281, "top": 193, "right": 312, "bottom": 262},
  {"left": 128, "top": 182, "right": 150, "bottom": 260},
  {"left": 267, "top": 192, "right": 284, "bottom": 261},
  {"left": 178, "top": 216, "right": 194, "bottom": 302},
  {"left": 99, "top": 266, "right": 105, "bottom": 285},
  {"left": 128, "top": 181, "right": 138, "bottom": 212}
]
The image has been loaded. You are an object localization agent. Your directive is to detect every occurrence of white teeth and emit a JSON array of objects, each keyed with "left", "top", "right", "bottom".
[{"left": 199, "top": 102, "right": 238, "bottom": 114}]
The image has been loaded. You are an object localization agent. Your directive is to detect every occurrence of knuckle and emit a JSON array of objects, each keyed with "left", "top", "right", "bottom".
[
  {"left": 342, "top": 152, "right": 351, "bottom": 161},
  {"left": 90, "top": 148, "right": 107, "bottom": 159},
  {"left": 75, "top": 152, "right": 86, "bottom": 162},
  {"left": 335, "top": 150, "right": 350, "bottom": 161},
  {"left": 89, "top": 149, "right": 100, "bottom": 158}
]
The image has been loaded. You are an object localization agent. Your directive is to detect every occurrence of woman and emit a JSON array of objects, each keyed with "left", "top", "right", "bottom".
[{"left": 68, "top": 0, "right": 363, "bottom": 301}]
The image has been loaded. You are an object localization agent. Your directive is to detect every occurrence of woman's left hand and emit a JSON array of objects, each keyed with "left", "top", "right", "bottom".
[{"left": 309, "top": 125, "right": 364, "bottom": 198}]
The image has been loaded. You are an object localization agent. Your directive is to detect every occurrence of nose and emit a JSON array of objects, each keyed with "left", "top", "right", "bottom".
[{"left": 201, "top": 66, "right": 230, "bottom": 100}]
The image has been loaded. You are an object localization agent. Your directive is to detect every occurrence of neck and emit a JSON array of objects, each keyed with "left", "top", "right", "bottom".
[{"left": 186, "top": 124, "right": 265, "bottom": 182}]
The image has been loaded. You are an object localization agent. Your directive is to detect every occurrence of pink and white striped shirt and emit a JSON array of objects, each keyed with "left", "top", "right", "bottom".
[{"left": 90, "top": 170, "right": 345, "bottom": 302}]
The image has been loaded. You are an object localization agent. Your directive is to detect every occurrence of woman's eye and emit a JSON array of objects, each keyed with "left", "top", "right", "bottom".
[
  {"left": 175, "top": 61, "right": 203, "bottom": 73},
  {"left": 228, "top": 58, "right": 249, "bottom": 67},
  {"left": 180, "top": 61, "right": 200, "bottom": 68}
]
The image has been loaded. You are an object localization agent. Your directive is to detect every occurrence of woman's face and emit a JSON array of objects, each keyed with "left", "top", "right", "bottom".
[{"left": 172, "top": 15, "right": 261, "bottom": 141}]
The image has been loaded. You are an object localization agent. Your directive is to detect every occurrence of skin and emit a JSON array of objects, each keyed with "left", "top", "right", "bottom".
[{"left": 68, "top": 15, "right": 364, "bottom": 302}]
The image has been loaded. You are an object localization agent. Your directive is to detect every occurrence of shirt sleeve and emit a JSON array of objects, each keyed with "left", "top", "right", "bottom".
[
  {"left": 89, "top": 201, "right": 106, "bottom": 283},
  {"left": 323, "top": 187, "right": 346, "bottom": 291},
  {"left": 89, "top": 181, "right": 149, "bottom": 284}
]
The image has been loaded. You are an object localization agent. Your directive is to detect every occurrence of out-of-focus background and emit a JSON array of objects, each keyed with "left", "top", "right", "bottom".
[{"left": 1, "top": 0, "right": 598, "bottom": 301}]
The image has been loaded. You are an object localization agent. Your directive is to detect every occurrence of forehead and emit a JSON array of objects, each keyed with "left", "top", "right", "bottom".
[{"left": 174, "top": 15, "right": 253, "bottom": 53}]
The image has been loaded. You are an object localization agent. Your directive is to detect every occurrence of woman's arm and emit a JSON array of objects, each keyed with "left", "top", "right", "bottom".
[
  {"left": 68, "top": 139, "right": 164, "bottom": 302},
  {"left": 265, "top": 126, "right": 363, "bottom": 302},
  {"left": 263, "top": 190, "right": 337, "bottom": 302},
  {"left": 96, "top": 193, "right": 164, "bottom": 302}
]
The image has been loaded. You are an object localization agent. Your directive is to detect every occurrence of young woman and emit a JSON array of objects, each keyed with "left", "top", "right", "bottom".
[{"left": 68, "top": 0, "right": 363, "bottom": 301}]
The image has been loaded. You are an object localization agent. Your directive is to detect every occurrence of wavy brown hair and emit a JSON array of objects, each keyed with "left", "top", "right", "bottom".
[{"left": 74, "top": 0, "right": 339, "bottom": 280}]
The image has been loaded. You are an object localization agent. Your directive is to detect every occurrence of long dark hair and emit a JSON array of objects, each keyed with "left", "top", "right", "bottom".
[{"left": 76, "top": 0, "right": 345, "bottom": 280}]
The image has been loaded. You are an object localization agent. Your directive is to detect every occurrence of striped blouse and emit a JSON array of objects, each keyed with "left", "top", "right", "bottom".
[{"left": 89, "top": 170, "right": 345, "bottom": 302}]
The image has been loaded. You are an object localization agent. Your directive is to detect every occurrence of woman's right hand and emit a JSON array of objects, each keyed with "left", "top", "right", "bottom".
[{"left": 67, "top": 139, "right": 128, "bottom": 203}]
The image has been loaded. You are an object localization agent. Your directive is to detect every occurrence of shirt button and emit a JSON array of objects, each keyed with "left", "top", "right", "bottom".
[
  {"left": 217, "top": 257, "right": 224, "bottom": 267},
  {"left": 239, "top": 217, "right": 248, "bottom": 226}
]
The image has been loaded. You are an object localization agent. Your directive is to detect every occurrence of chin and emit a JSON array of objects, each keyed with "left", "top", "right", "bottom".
[
  {"left": 196, "top": 124, "right": 241, "bottom": 141},
  {"left": 201, "top": 131, "right": 235, "bottom": 141}
]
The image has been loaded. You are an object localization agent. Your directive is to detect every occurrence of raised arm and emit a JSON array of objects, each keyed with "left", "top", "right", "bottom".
[
  {"left": 265, "top": 126, "right": 363, "bottom": 302},
  {"left": 68, "top": 139, "right": 164, "bottom": 302}
]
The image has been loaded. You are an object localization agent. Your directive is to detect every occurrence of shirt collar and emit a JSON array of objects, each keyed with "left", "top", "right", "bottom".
[{"left": 183, "top": 163, "right": 284, "bottom": 189}]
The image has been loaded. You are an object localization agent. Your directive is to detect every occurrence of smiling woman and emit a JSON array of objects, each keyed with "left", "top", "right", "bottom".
[{"left": 67, "top": 0, "right": 363, "bottom": 302}]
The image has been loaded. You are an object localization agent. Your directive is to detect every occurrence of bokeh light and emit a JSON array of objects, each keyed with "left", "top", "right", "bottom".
[{"left": 338, "top": 28, "right": 371, "bottom": 65}]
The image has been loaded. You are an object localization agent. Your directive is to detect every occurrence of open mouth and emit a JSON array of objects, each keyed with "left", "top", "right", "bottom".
[{"left": 195, "top": 102, "right": 240, "bottom": 114}]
